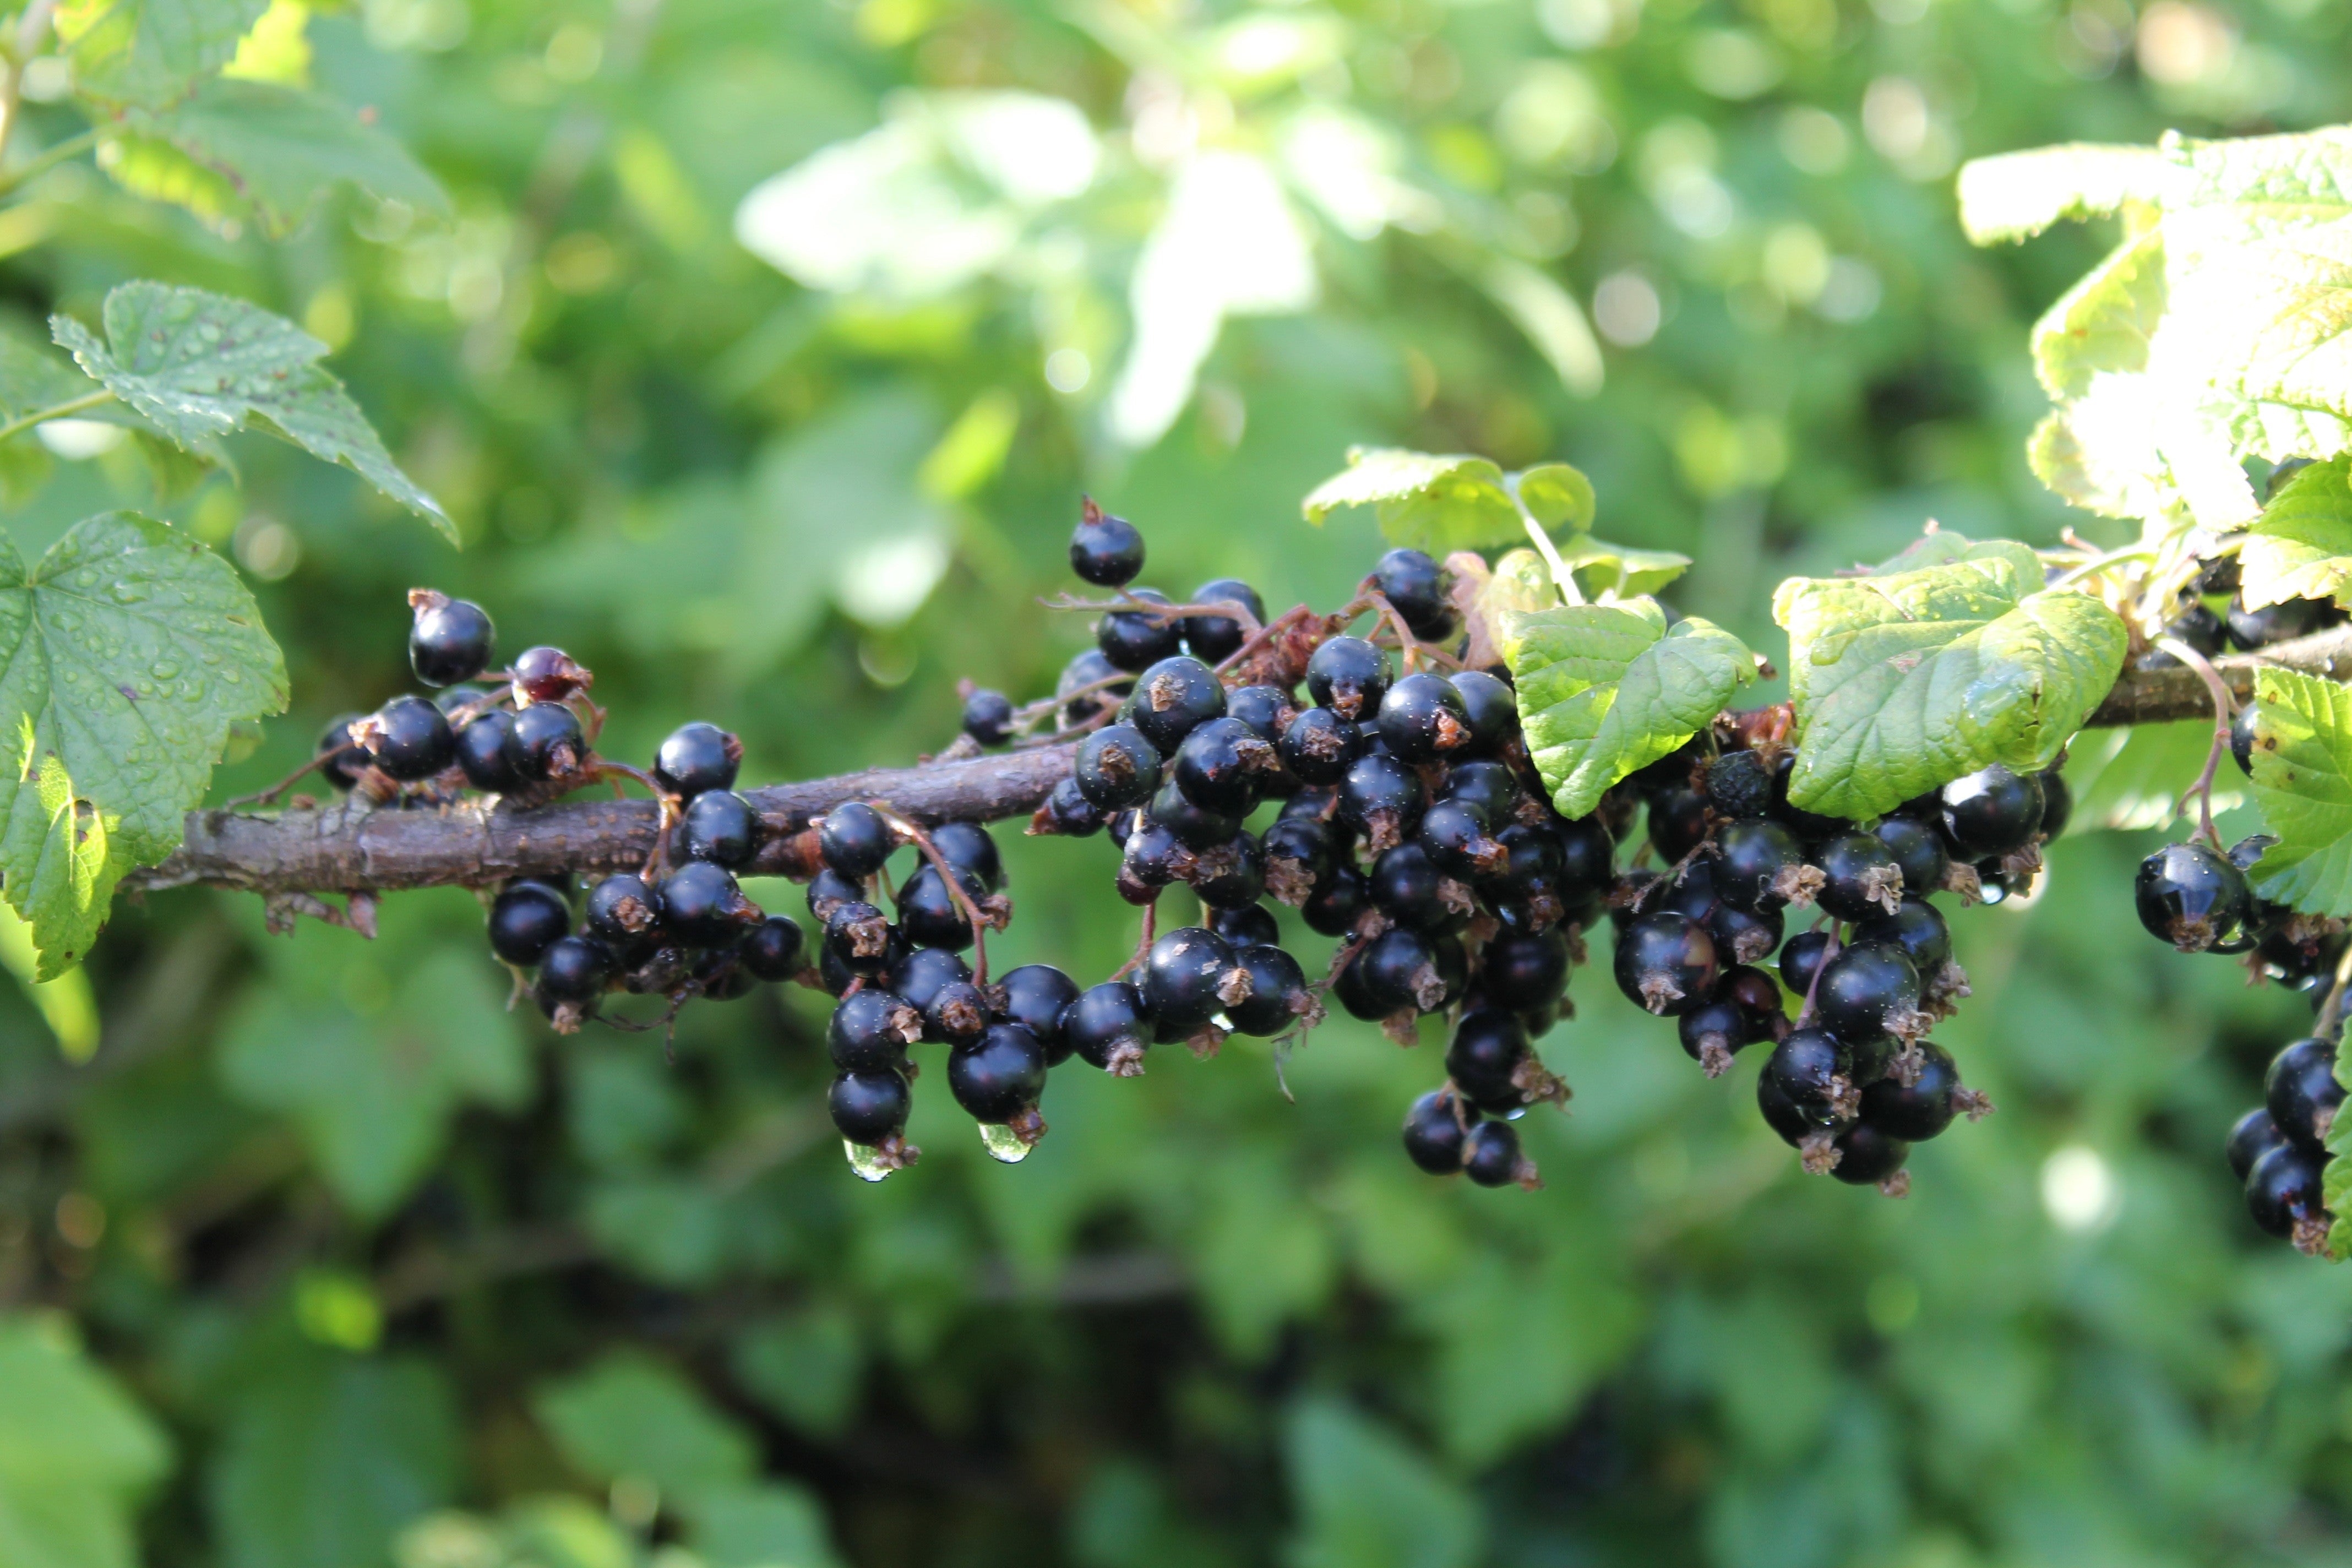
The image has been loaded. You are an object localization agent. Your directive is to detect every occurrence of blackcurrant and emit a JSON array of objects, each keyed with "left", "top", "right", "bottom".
[
  {"left": 1827, "top": 1123, "right": 1909, "bottom": 1186},
  {"left": 1067, "top": 981, "right": 1152, "bottom": 1075},
  {"left": 1631, "top": 734, "right": 1712, "bottom": 798},
  {"left": 1419, "top": 800, "right": 1505, "bottom": 880},
  {"left": 2266, "top": 1037, "right": 2346, "bottom": 1149},
  {"left": 2245, "top": 1141, "right": 2329, "bottom": 1242},
  {"left": 585, "top": 873, "right": 665, "bottom": 947},
  {"left": 1449, "top": 670, "right": 1518, "bottom": 755},
  {"left": 1706, "top": 750, "right": 1774, "bottom": 820},
  {"left": 1098, "top": 589, "right": 1183, "bottom": 672},
  {"left": 1815, "top": 944, "right": 1921, "bottom": 1047},
  {"left": 1778, "top": 930, "right": 1834, "bottom": 999},
  {"left": 993, "top": 963, "right": 1081, "bottom": 1065},
  {"left": 1262, "top": 816, "right": 1336, "bottom": 905},
  {"left": 1302, "top": 864, "right": 1369, "bottom": 937},
  {"left": 1223, "top": 683, "right": 1298, "bottom": 745},
  {"left": 1447, "top": 1009, "right": 1531, "bottom": 1109},
  {"left": 1148, "top": 780, "right": 1240, "bottom": 852},
  {"left": 1403, "top": 1090, "right": 1471, "bottom": 1175},
  {"left": 2037, "top": 768, "right": 2072, "bottom": 840},
  {"left": 1872, "top": 815, "right": 1949, "bottom": 898},
  {"left": 1141, "top": 927, "right": 1246, "bottom": 1032},
  {"left": 819, "top": 802, "right": 896, "bottom": 878},
  {"left": 1128, "top": 656, "right": 1227, "bottom": 752},
  {"left": 1278, "top": 707, "right": 1364, "bottom": 786},
  {"left": 829, "top": 988, "right": 921, "bottom": 1072},
  {"left": 1040, "top": 776, "right": 1109, "bottom": 837},
  {"left": 513, "top": 645, "right": 589, "bottom": 704},
  {"left": 950, "top": 1024, "right": 1049, "bottom": 1123},
  {"left": 682, "top": 790, "right": 759, "bottom": 868},
  {"left": 1057, "top": 648, "right": 1133, "bottom": 727},
  {"left": 1374, "top": 547, "right": 1456, "bottom": 641},
  {"left": 1815, "top": 831, "right": 1904, "bottom": 921},
  {"left": 1174, "top": 716, "right": 1277, "bottom": 817},
  {"left": 805, "top": 867, "right": 865, "bottom": 923},
  {"left": 1712, "top": 819, "right": 1809, "bottom": 912},
  {"left": 1678, "top": 998, "right": 1755, "bottom": 1076},
  {"left": 536, "top": 934, "right": 616, "bottom": 1002},
  {"left": 962, "top": 688, "right": 1016, "bottom": 748},
  {"left": 1338, "top": 752, "right": 1425, "bottom": 851},
  {"left": 1194, "top": 833, "right": 1267, "bottom": 910},
  {"left": 408, "top": 590, "right": 496, "bottom": 687},
  {"left": 1614, "top": 913, "right": 1719, "bottom": 1016},
  {"left": 363, "top": 695, "right": 455, "bottom": 782},
  {"left": 1070, "top": 498, "right": 1145, "bottom": 587},
  {"left": 929, "top": 821, "right": 1004, "bottom": 893},
  {"left": 739, "top": 916, "right": 806, "bottom": 981},
  {"left": 454, "top": 711, "right": 521, "bottom": 793},
  {"left": 830, "top": 1070, "right": 911, "bottom": 1145},
  {"left": 1183, "top": 578, "right": 1265, "bottom": 663},
  {"left": 2226, "top": 594, "right": 2331, "bottom": 650},
  {"left": 1858, "top": 1041, "right": 1965, "bottom": 1140},
  {"left": 1359, "top": 927, "right": 1450, "bottom": 1015},
  {"left": 1227, "top": 944, "right": 1312, "bottom": 1036},
  {"left": 824, "top": 900, "right": 895, "bottom": 978},
  {"left": 1462, "top": 1120, "right": 1531, "bottom": 1189},
  {"left": 488, "top": 882, "right": 571, "bottom": 966},
  {"left": 663, "top": 862, "right": 758, "bottom": 945},
  {"left": 2231, "top": 701, "right": 2264, "bottom": 779},
  {"left": 654, "top": 721, "right": 740, "bottom": 799},
  {"left": 896, "top": 862, "right": 988, "bottom": 950},
  {"left": 1481, "top": 927, "right": 1572, "bottom": 1012},
  {"left": 889, "top": 945, "right": 972, "bottom": 1022},
  {"left": 1940, "top": 765, "right": 2045, "bottom": 859},
  {"left": 1761, "top": 1027, "right": 1853, "bottom": 1127},
  {"left": 505, "top": 701, "right": 585, "bottom": 784},
  {"left": 2228, "top": 1107, "right": 2289, "bottom": 1180},
  {"left": 1848, "top": 897, "right": 1952, "bottom": 978},
  {"left": 1647, "top": 785, "right": 1710, "bottom": 864},
  {"left": 1484, "top": 822, "right": 1566, "bottom": 910},
  {"left": 1120, "top": 819, "right": 1192, "bottom": 890},
  {"left": 1305, "top": 635, "right": 1392, "bottom": 721},
  {"left": 1075, "top": 724, "right": 1163, "bottom": 812},
  {"left": 2134, "top": 841, "right": 2251, "bottom": 952},
  {"left": 1756, "top": 1069, "right": 1812, "bottom": 1147},
  {"left": 1376, "top": 672, "right": 1472, "bottom": 765},
  {"left": 924, "top": 979, "right": 992, "bottom": 1043},
  {"left": 1211, "top": 903, "right": 1282, "bottom": 949},
  {"left": 318, "top": 714, "right": 371, "bottom": 790},
  {"left": 1706, "top": 901, "right": 1783, "bottom": 966},
  {"left": 1555, "top": 817, "right": 1615, "bottom": 900}
]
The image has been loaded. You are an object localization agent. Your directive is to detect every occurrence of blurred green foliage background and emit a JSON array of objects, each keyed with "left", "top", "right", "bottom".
[{"left": 6, "top": 0, "right": 2352, "bottom": 1563}]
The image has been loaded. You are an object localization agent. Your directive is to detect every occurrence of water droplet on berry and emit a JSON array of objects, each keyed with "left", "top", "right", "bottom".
[
  {"left": 978, "top": 1123, "right": 1033, "bottom": 1163},
  {"left": 842, "top": 1140, "right": 897, "bottom": 1182}
]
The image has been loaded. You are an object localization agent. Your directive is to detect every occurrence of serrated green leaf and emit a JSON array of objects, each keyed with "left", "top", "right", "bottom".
[
  {"left": 0, "top": 513, "right": 285, "bottom": 973},
  {"left": 1476, "top": 548, "right": 1556, "bottom": 666},
  {"left": 2030, "top": 230, "right": 2164, "bottom": 400},
  {"left": 1510, "top": 598, "right": 1757, "bottom": 819},
  {"left": 1774, "top": 548, "right": 2127, "bottom": 820},
  {"left": 0, "top": 331, "right": 101, "bottom": 422},
  {"left": 53, "top": 282, "right": 450, "bottom": 537},
  {"left": 1512, "top": 462, "right": 1594, "bottom": 533},
  {"left": 2326, "top": 1055, "right": 2352, "bottom": 1257},
  {"left": 2240, "top": 454, "right": 2352, "bottom": 611},
  {"left": 0, "top": 1314, "right": 172, "bottom": 1568},
  {"left": 105, "top": 77, "right": 448, "bottom": 238},
  {"left": 1867, "top": 527, "right": 2026, "bottom": 576},
  {"left": 1956, "top": 141, "right": 2176, "bottom": 244},
  {"left": 1553, "top": 536, "right": 1691, "bottom": 599},
  {"left": 57, "top": 0, "right": 270, "bottom": 109},
  {"left": 1299, "top": 447, "right": 1523, "bottom": 551},
  {"left": 2243, "top": 667, "right": 2352, "bottom": 917}
]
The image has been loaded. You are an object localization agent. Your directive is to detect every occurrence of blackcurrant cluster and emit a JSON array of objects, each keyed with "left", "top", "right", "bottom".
[
  {"left": 2227, "top": 1038, "right": 2341, "bottom": 1255},
  {"left": 1605, "top": 742, "right": 2045, "bottom": 1193},
  {"left": 319, "top": 591, "right": 808, "bottom": 1032}
]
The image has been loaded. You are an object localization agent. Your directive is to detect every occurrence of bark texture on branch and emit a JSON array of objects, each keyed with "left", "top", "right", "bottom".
[{"left": 120, "top": 623, "right": 2352, "bottom": 899}]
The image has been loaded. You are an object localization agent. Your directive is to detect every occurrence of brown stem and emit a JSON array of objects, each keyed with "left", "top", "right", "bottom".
[
  {"left": 868, "top": 801, "right": 997, "bottom": 984},
  {"left": 2156, "top": 634, "right": 2236, "bottom": 851},
  {"left": 2316, "top": 940, "right": 2352, "bottom": 1043}
]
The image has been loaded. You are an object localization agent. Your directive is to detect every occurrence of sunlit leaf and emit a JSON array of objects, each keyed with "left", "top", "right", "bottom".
[
  {"left": 2241, "top": 454, "right": 2352, "bottom": 610},
  {"left": 2242, "top": 667, "right": 2352, "bottom": 917},
  {"left": 1300, "top": 448, "right": 1523, "bottom": 552}
]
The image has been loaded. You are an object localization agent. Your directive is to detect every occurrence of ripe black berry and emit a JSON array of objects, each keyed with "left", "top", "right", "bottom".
[
  {"left": 2227, "top": 594, "right": 2332, "bottom": 650},
  {"left": 1705, "top": 751, "right": 1774, "bottom": 820},
  {"left": 2134, "top": 841, "right": 2251, "bottom": 952},
  {"left": 1174, "top": 716, "right": 1277, "bottom": 816},
  {"left": 1212, "top": 903, "right": 1282, "bottom": 949},
  {"left": 1224, "top": 683, "right": 1298, "bottom": 747},
  {"left": 407, "top": 590, "right": 495, "bottom": 687},
  {"left": 1040, "top": 776, "right": 1109, "bottom": 837},
  {"left": 585, "top": 873, "right": 664, "bottom": 948},
  {"left": 819, "top": 802, "right": 895, "bottom": 878},
  {"left": 2266, "top": 1037, "right": 2345, "bottom": 1149},
  {"left": 1485, "top": 822, "right": 1566, "bottom": 913},
  {"left": 1119, "top": 819, "right": 1191, "bottom": 892},
  {"left": 829, "top": 989, "right": 921, "bottom": 1071},
  {"left": 993, "top": 963, "right": 1080, "bottom": 1065},
  {"left": 664, "top": 862, "right": 758, "bottom": 945},
  {"left": 1480, "top": 927, "right": 1571, "bottom": 1012},
  {"left": 805, "top": 868, "right": 865, "bottom": 924},
  {"left": 924, "top": 979, "right": 992, "bottom": 1043},
  {"left": 1778, "top": 929, "right": 1833, "bottom": 997},
  {"left": 1128, "top": 656, "right": 1227, "bottom": 752},
  {"left": 1827, "top": 1123, "right": 1909, "bottom": 1186},
  {"left": 1070, "top": 498, "right": 1145, "bottom": 587},
  {"left": 1555, "top": 817, "right": 1615, "bottom": 899},
  {"left": 1374, "top": 548, "right": 1457, "bottom": 642},
  {"left": 682, "top": 790, "right": 759, "bottom": 868},
  {"left": 1858, "top": 1040, "right": 1965, "bottom": 1140},
  {"left": 824, "top": 900, "right": 895, "bottom": 978},
  {"left": 1227, "top": 945, "right": 1311, "bottom": 1036},
  {"left": 1075, "top": 724, "right": 1164, "bottom": 812},
  {"left": 930, "top": 821, "right": 1005, "bottom": 893},
  {"left": 1815, "top": 831, "right": 1904, "bottom": 920},
  {"left": 1646, "top": 785, "right": 1710, "bottom": 864},
  {"left": 1068, "top": 981, "right": 1152, "bottom": 1074},
  {"left": 654, "top": 721, "right": 740, "bottom": 799},
  {"left": 1614, "top": 912, "right": 1719, "bottom": 1016},
  {"left": 1447, "top": 1009, "right": 1531, "bottom": 1108},
  {"left": 1057, "top": 649, "right": 1132, "bottom": 726},
  {"left": 962, "top": 688, "right": 1016, "bottom": 748},
  {"left": 1098, "top": 589, "right": 1183, "bottom": 672},
  {"left": 1706, "top": 901, "right": 1783, "bottom": 966},
  {"left": 1184, "top": 578, "right": 1265, "bottom": 662},
  {"left": 1376, "top": 673, "right": 1473, "bottom": 764},
  {"left": 1462, "top": 1120, "right": 1532, "bottom": 1188},
  {"left": 1712, "top": 819, "right": 1808, "bottom": 912},
  {"left": 1141, "top": 927, "right": 1247, "bottom": 1032},
  {"left": 536, "top": 934, "right": 616, "bottom": 1001},
  {"left": 1148, "top": 780, "right": 1241, "bottom": 851},
  {"left": 1358, "top": 927, "right": 1449, "bottom": 1015},
  {"left": 2245, "top": 1142, "right": 2329, "bottom": 1241},
  {"left": 1419, "top": 800, "right": 1505, "bottom": 879},
  {"left": 1848, "top": 897, "right": 1951, "bottom": 979},
  {"left": 889, "top": 945, "right": 972, "bottom": 1021},
  {"left": 1302, "top": 864, "right": 1369, "bottom": 937},
  {"left": 363, "top": 695, "right": 455, "bottom": 782},
  {"left": 739, "top": 916, "right": 805, "bottom": 981},
  {"left": 2037, "top": 768, "right": 2072, "bottom": 839},
  {"left": 897, "top": 862, "right": 987, "bottom": 950},
  {"left": 1761, "top": 1027, "right": 1853, "bottom": 1128},
  {"left": 2228, "top": 1108, "right": 2289, "bottom": 1180},
  {"left": 1677, "top": 997, "right": 1756, "bottom": 1075},
  {"left": 1338, "top": 752, "right": 1425, "bottom": 851},
  {"left": 318, "top": 714, "right": 371, "bottom": 790},
  {"left": 1940, "top": 765, "right": 2045, "bottom": 859},
  {"left": 1815, "top": 944, "right": 1920, "bottom": 1047},
  {"left": 1305, "top": 635, "right": 1392, "bottom": 720},
  {"left": 488, "top": 881, "right": 571, "bottom": 966},
  {"left": 949, "top": 1023, "right": 1048, "bottom": 1122},
  {"left": 505, "top": 702, "right": 585, "bottom": 784},
  {"left": 830, "top": 1070, "right": 911, "bottom": 1145},
  {"left": 2231, "top": 701, "right": 2263, "bottom": 778},
  {"left": 1278, "top": 707, "right": 1363, "bottom": 786},
  {"left": 513, "top": 645, "right": 589, "bottom": 704},
  {"left": 454, "top": 711, "right": 521, "bottom": 792},
  {"left": 1192, "top": 833, "right": 1266, "bottom": 910},
  {"left": 1402, "top": 1090, "right": 1471, "bottom": 1174},
  {"left": 1873, "top": 814, "right": 1949, "bottom": 897},
  {"left": 1262, "top": 817, "right": 1336, "bottom": 905},
  {"left": 1631, "top": 734, "right": 1712, "bottom": 798},
  {"left": 1449, "top": 670, "right": 1518, "bottom": 755}
]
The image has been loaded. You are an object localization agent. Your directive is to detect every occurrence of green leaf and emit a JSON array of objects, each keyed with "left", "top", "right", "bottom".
[
  {"left": 2061, "top": 722, "right": 2245, "bottom": 834},
  {"left": 105, "top": 78, "right": 449, "bottom": 238},
  {"left": 56, "top": 0, "right": 270, "bottom": 109},
  {"left": 1955, "top": 141, "right": 2175, "bottom": 244},
  {"left": 687, "top": 1484, "right": 846, "bottom": 1568},
  {"left": 1283, "top": 1398, "right": 1480, "bottom": 1568},
  {"left": 1510, "top": 598, "right": 1757, "bottom": 819},
  {"left": 2029, "top": 230, "right": 2164, "bottom": 400},
  {"left": 1299, "top": 448, "right": 1523, "bottom": 552},
  {"left": 533, "top": 1354, "right": 756, "bottom": 1497},
  {"left": 2241, "top": 667, "right": 2352, "bottom": 917},
  {"left": 0, "top": 331, "right": 102, "bottom": 422},
  {"left": 1867, "top": 527, "right": 2028, "bottom": 576},
  {"left": 219, "top": 934, "right": 527, "bottom": 1218},
  {"left": 211, "top": 1353, "right": 458, "bottom": 1568},
  {"left": 0, "top": 512, "right": 285, "bottom": 973},
  {"left": 0, "top": 1314, "right": 171, "bottom": 1568},
  {"left": 1474, "top": 547, "right": 1557, "bottom": 666},
  {"left": 1512, "top": 462, "right": 1594, "bottom": 533},
  {"left": 2241, "top": 455, "right": 2352, "bottom": 611},
  {"left": 1773, "top": 547, "right": 2128, "bottom": 820},
  {"left": 732, "top": 1306, "right": 863, "bottom": 1436},
  {"left": 1553, "top": 535, "right": 1692, "bottom": 599},
  {"left": 2327, "top": 1044, "right": 2352, "bottom": 1259},
  {"left": 52, "top": 282, "right": 450, "bottom": 538}
]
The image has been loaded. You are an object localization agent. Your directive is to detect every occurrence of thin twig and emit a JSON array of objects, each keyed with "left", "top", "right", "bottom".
[
  {"left": 1107, "top": 900, "right": 1158, "bottom": 982},
  {"left": 2157, "top": 634, "right": 2236, "bottom": 851},
  {"left": 2316, "top": 940, "right": 2352, "bottom": 1043},
  {"left": 869, "top": 801, "right": 998, "bottom": 984},
  {"left": 1796, "top": 924, "right": 1842, "bottom": 1028}
]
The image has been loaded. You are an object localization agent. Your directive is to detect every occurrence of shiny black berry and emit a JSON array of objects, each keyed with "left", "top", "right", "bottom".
[
  {"left": 364, "top": 695, "right": 455, "bottom": 782},
  {"left": 654, "top": 722, "right": 739, "bottom": 799},
  {"left": 1175, "top": 716, "right": 1277, "bottom": 817},
  {"left": 1447, "top": 1009, "right": 1530, "bottom": 1109},
  {"left": 681, "top": 790, "right": 758, "bottom": 868},
  {"left": 1148, "top": 780, "right": 1240, "bottom": 852},
  {"left": 1357, "top": 927, "right": 1446, "bottom": 1015},
  {"left": 2245, "top": 1141, "right": 2329, "bottom": 1240},
  {"left": 1227, "top": 945, "right": 1311, "bottom": 1036},
  {"left": 1828, "top": 1123, "right": 1909, "bottom": 1185},
  {"left": 1815, "top": 831, "right": 1905, "bottom": 921},
  {"left": 897, "top": 862, "right": 987, "bottom": 950},
  {"left": 962, "top": 688, "right": 1016, "bottom": 748},
  {"left": 408, "top": 591, "right": 495, "bottom": 687},
  {"left": 1873, "top": 815, "right": 1949, "bottom": 897},
  {"left": 1212, "top": 903, "right": 1282, "bottom": 949},
  {"left": 1338, "top": 752, "right": 1425, "bottom": 850},
  {"left": 1075, "top": 724, "right": 1163, "bottom": 812},
  {"left": 1278, "top": 707, "right": 1363, "bottom": 786},
  {"left": 585, "top": 873, "right": 664, "bottom": 947},
  {"left": 994, "top": 963, "right": 1081, "bottom": 1065},
  {"left": 739, "top": 916, "right": 805, "bottom": 981},
  {"left": 1070, "top": 499, "right": 1145, "bottom": 586},
  {"left": 1677, "top": 997, "right": 1755, "bottom": 1074},
  {"left": 1761, "top": 1027, "right": 1852, "bottom": 1128},
  {"left": 1849, "top": 897, "right": 1952, "bottom": 978},
  {"left": 2037, "top": 768, "right": 2072, "bottom": 840},
  {"left": 949, "top": 1023, "right": 1048, "bottom": 1122},
  {"left": 536, "top": 934, "right": 615, "bottom": 1002},
  {"left": 1057, "top": 648, "right": 1132, "bottom": 727},
  {"left": 1302, "top": 864, "right": 1369, "bottom": 938},
  {"left": 1262, "top": 817, "right": 1336, "bottom": 904},
  {"left": 1940, "top": 765, "right": 2044, "bottom": 859},
  {"left": 1403, "top": 1090, "right": 1471, "bottom": 1175},
  {"left": 830, "top": 1070, "right": 911, "bottom": 1145},
  {"left": 1614, "top": 912, "right": 1719, "bottom": 1016},
  {"left": 664, "top": 862, "right": 758, "bottom": 946},
  {"left": 1706, "top": 901, "right": 1783, "bottom": 966},
  {"left": 513, "top": 645, "right": 589, "bottom": 704},
  {"left": 505, "top": 702, "right": 585, "bottom": 785},
  {"left": 1462, "top": 1120, "right": 1531, "bottom": 1188},
  {"left": 1040, "top": 776, "right": 1108, "bottom": 837},
  {"left": 488, "top": 882, "right": 571, "bottom": 966},
  {"left": 1191, "top": 832, "right": 1265, "bottom": 910},
  {"left": 1647, "top": 785, "right": 1710, "bottom": 864},
  {"left": 2231, "top": 701, "right": 2262, "bottom": 777},
  {"left": 2228, "top": 1108, "right": 2289, "bottom": 1180},
  {"left": 1068, "top": 981, "right": 1152, "bottom": 1074},
  {"left": 805, "top": 868, "right": 865, "bottom": 924},
  {"left": 924, "top": 979, "right": 992, "bottom": 1043},
  {"left": 1481, "top": 927, "right": 1572, "bottom": 1012},
  {"left": 1305, "top": 635, "right": 1392, "bottom": 721},
  {"left": 819, "top": 801, "right": 896, "bottom": 878},
  {"left": 1419, "top": 800, "right": 1505, "bottom": 879},
  {"left": 1374, "top": 547, "right": 1456, "bottom": 642},
  {"left": 2134, "top": 841, "right": 2251, "bottom": 952},
  {"left": 930, "top": 821, "right": 1004, "bottom": 893},
  {"left": 889, "top": 945, "right": 971, "bottom": 1022},
  {"left": 1377, "top": 672, "right": 1473, "bottom": 764},
  {"left": 824, "top": 901, "right": 895, "bottom": 978},
  {"left": 318, "top": 714, "right": 371, "bottom": 790},
  {"left": 1128, "top": 656, "right": 1226, "bottom": 752},
  {"left": 1713, "top": 819, "right": 1807, "bottom": 912},
  {"left": 1224, "top": 683, "right": 1298, "bottom": 747},
  {"left": 1815, "top": 944, "right": 1920, "bottom": 1047},
  {"left": 1141, "top": 927, "right": 1245, "bottom": 1032},
  {"left": 1098, "top": 589, "right": 1183, "bottom": 672},
  {"left": 454, "top": 711, "right": 521, "bottom": 792},
  {"left": 829, "top": 989, "right": 921, "bottom": 1072},
  {"left": 2266, "top": 1037, "right": 2346, "bottom": 1150},
  {"left": 1858, "top": 1041, "right": 1965, "bottom": 1140},
  {"left": 1449, "top": 670, "right": 1518, "bottom": 755},
  {"left": 1183, "top": 578, "right": 1265, "bottom": 663},
  {"left": 1779, "top": 929, "right": 1833, "bottom": 998}
]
